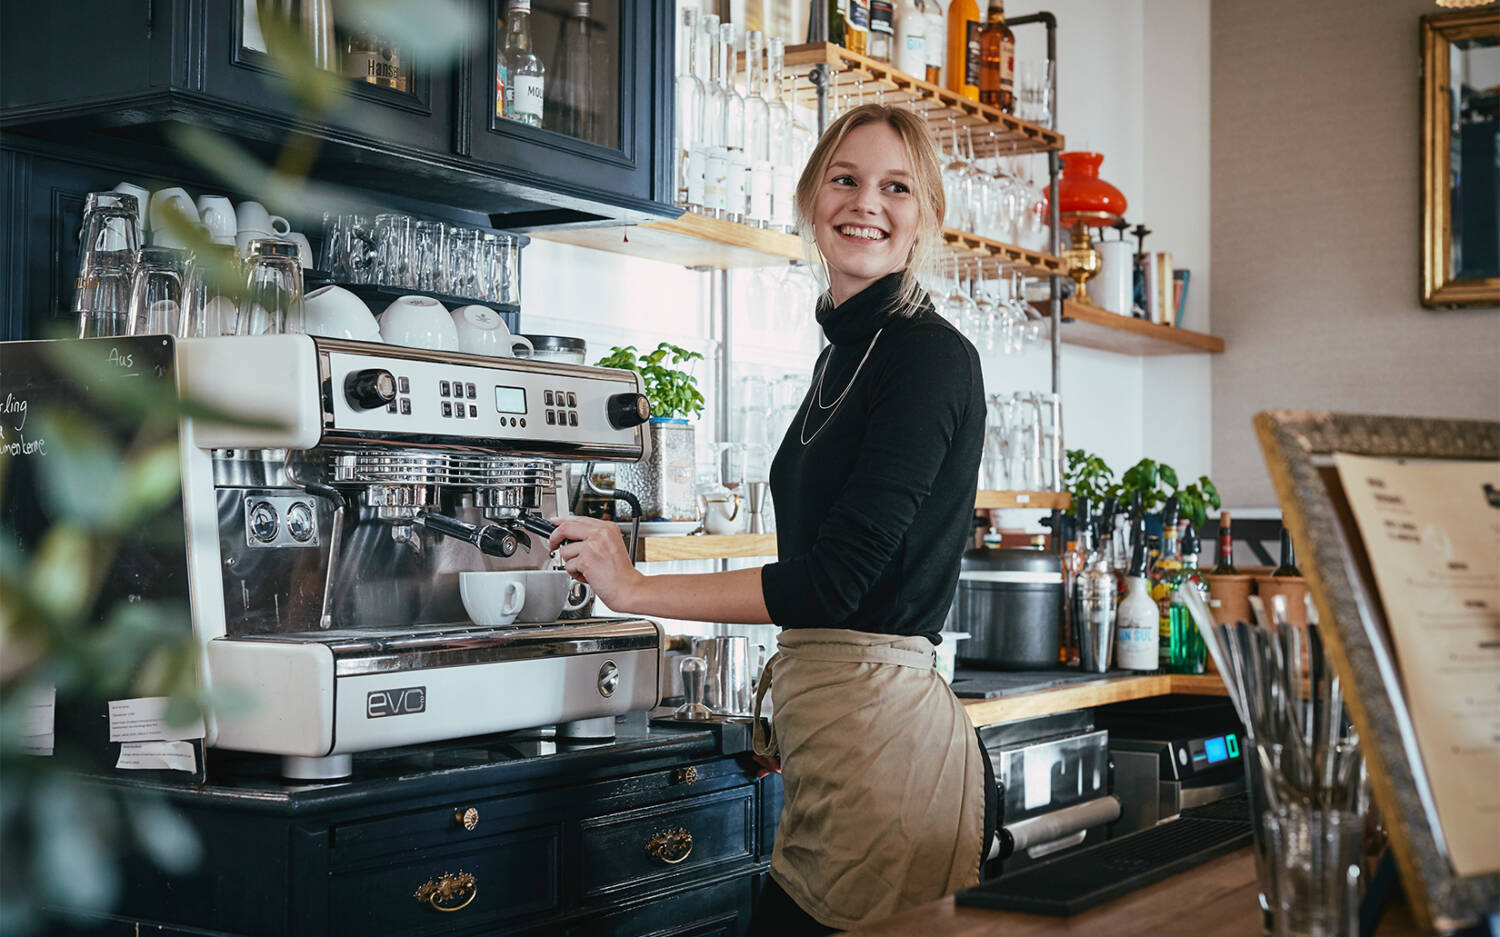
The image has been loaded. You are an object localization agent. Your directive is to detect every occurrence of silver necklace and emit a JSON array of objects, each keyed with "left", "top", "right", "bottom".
[{"left": 799, "top": 328, "right": 883, "bottom": 446}]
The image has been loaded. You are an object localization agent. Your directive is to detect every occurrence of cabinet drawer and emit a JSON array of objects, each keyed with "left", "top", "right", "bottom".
[
  {"left": 567, "top": 875, "right": 752, "bottom": 937},
  {"left": 330, "top": 825, "right": 561, "bottom": 937},
  {"left": 578, "top": 787, "right": 754, "bottom": 900}
]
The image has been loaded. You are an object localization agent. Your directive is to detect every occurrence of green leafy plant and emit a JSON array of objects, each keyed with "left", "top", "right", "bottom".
[
  {"left": 1064, "top": 449, "right": 1222, "bottom": 529},
  {"left": 595, "top": 343, "right": 706, "bottom": 421}
]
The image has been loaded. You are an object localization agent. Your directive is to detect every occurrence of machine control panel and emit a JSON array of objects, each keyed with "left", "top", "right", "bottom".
[{"left": 323, "top": 350, "right": 646, "bottom": 456}]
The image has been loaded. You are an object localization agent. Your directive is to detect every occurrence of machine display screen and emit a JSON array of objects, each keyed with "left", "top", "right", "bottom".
[
  {"left": 494, "top": 386, "right": 527, "bottom": 414},
  {"left": 1204, "top": 736, "right": 1229, "bottom": 764}
]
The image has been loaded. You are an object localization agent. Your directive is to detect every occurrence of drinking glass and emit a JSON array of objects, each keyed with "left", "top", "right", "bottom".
[
  {"left": 127, "top": 247, "right": 188, "bottom": 336},
  {"left": 445, "top": 226, "right": 479, "bottom": 298},
  {"left": 75, "top": 192, "right": 142, "bottom": 338},
  {"left": 1265, "top": 802, "right": 1363, "bottom": 937},
  {"left": 181, "top": 244, "right": 241, "bottom": 337},
  {"left": 476, "top": 232, "right": 501, "bottom": 303},
  {"left": 373, "top": 212, "right": 413, "bottom": 287},
  {"left": 1017, "top": 59, "right": 1054, "bottom": 128},
  {"left": 413, "top": 220, "right": 448, "bottom": 293},
  {"left": 237, "top": 239, "right": 305, "bottom": 335},
  {"left": 717, "top": 441, "right": 748, "bottom": 492},
  {"left": 983, "top": 394, "right": 1013, "bottom": 490},
  {"left": 496, "top": 233, "right": 520, "bottom": 305}
]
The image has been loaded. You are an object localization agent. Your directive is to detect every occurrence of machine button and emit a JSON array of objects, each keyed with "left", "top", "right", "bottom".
[
  {"left": 606, "top": 393, "right": 651, "bottom": 429},
  {"left": 343, "top": 369, "right": 398, "bottom": 411},
  {"left": 544, "top": 390, "right": 554, "bottom": 406},
  {"left": 519, "top": 418, "right": 526, "bottom": 428},
  {"left": 400, "top": 398, "right": 411, "bottom": 415},
  {"left": 509, "top": 416, "right": 517, "bottom": 427},
  {"left": 441, "top": 402, "right": 453, "bottom": 418},
  {"left": 439, "top": 381, "right": 451, "bottom": 397},
  {"left": 597, "top": 660, "right": 620, "bottom": 698},
  {"left": 466, "top": 383, "right": 477, "bottom": 399},
  {"left": 285, "top": 502, "right": 316, "bottom": 543},
  {"left": 568, "top": 412, "right": 578, "bottom": 427},
  {"left": 470, "top": 405, "right": 478, "bottom": 418},
  {"left": 546, "top": 411, "right": 556, "bottom": 425},
  {"left": 248, "top": 501, "right": 279, "bottom": 543},
  {"left": 386, "top": 401, "right": 397, "bottom": 413},
  {"left": 397, "top": 376, "right": 410, "bottom": 394},
  {"left": 456, "top": 406, "right": 466, "bottom": 420},
  {"left": 566, "top": 392, "right": 577, "bottom": 408}
]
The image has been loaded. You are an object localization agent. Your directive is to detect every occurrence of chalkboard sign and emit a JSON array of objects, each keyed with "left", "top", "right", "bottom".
[{"left": 1255, "top": 410, "right": 1500, "bottom": 932}]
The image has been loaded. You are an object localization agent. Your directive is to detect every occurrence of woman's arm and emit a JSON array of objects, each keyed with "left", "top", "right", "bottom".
[{"left": 547, "top": 515, "right": 773, "bottom": 623}]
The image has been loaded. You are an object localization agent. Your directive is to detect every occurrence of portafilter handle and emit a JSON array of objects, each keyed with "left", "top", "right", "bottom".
[{"left": 419, "top": 512, "right": 526, "bottom": 557}]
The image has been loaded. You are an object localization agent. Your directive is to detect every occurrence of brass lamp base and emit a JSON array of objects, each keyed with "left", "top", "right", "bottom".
[{"left": 1062, "top": 220, "right": 1102, "bottom": 306}]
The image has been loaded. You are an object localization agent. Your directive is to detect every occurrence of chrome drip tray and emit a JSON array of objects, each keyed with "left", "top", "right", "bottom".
[{"left": 221, "top": 618, "right": 659, "bottom": 677}]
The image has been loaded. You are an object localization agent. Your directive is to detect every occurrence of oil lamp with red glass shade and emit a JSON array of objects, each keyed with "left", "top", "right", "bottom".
[{"left": 1057, "top": 151, "right": 1128, "bottom": 306}]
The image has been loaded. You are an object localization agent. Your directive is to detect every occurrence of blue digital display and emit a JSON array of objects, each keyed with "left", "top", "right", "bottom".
[{"left": 1204, "top": 736, "right": 1228, "bottom": 764}]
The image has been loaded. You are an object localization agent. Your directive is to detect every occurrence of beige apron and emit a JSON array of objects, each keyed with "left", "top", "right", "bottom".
[{"left": 752, "top": 628, "right": 985, "bottom": 931}]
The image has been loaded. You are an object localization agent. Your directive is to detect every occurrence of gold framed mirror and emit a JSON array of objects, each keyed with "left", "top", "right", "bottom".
[{"left": 1421, "top": 8, "right": 1499, "bottom": 308}]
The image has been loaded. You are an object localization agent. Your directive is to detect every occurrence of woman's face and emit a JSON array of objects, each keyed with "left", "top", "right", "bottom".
[{"left": 811, "top": 121, "right": 920, "bottom": 306}]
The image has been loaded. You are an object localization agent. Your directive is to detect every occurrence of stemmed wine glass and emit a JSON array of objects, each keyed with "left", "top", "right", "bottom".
[
  {"left": 1010, "top": 272, "right": 1042, "bottom": 350},
  {"left": 941, "top": 120, "right": 970, "bottom": 231},
  {"left": 962, "top": 127, "right": 989, "bottom": 237},
  {"left": 947, "top": 256, "right": 978, "bottom": 335},
  {"left": 969, "top": 263, "right": 997, "bottom": 354}
]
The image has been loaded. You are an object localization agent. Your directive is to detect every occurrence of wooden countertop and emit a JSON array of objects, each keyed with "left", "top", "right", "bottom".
[
  {"left": 960, "top": 672, "right": 1230, "bottom": 726},
  {"left": 843, "top": 848, "right": 1429, "bottom": 937}
]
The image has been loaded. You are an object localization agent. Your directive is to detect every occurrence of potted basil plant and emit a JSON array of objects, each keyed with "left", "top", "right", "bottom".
[{"left": 595, "top": 343, "right": 706, "bottom": 522}]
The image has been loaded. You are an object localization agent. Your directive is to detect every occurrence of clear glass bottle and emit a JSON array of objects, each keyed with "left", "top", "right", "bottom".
[
  {"left": 744, "top": 29, "right": 773, "bottom": 228},
  {"left": 767, "top": 37, "right": 796, "bottom": 232},
  {"left": 676, "top": 8, "right": 705, "bottom": 209},
  {"left": 502, "top": 0, "right": 545, "bottom": 127},
  {"left": 549, "top": 1, "right": 595, "bottom": 141},
  {"left": 719, "top": 22, "right": 747, "bottom": 223},
  {"left": 894, "top": 0, "right": 927, "bottom": 78},
  {"left": 1166, "top": 526, "right": 1208, "bottom": 674},
  {"left": 700, "top": 13, "right": 727, "bottom": 216},
  {"left": 1075, "top": 518, "right": 1117, "bottom": 673},
  {"left": 924, "top": 0, "right": 947, "bottom": 85},
  {"left": 1116, "top": 526, "right": 1159, "bottom": 671}
]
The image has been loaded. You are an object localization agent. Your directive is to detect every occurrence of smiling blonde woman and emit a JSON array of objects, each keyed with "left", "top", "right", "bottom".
[{"left": 547, "top": 105, "right": 990, "bottom": 933}]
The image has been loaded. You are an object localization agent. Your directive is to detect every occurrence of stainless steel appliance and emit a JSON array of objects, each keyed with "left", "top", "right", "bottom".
[
  {"left": 1097, "top": 700, "right": 1247, "bottom": 837},
  {"left": 3, "top": 335, "right": 661, "bottom": 779},
  {"left": 952, "top": 546, "right": 1063, "bottom": 669}
]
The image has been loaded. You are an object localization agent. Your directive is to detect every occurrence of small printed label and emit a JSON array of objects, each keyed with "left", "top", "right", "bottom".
[
  {"left": 510, "top": 75, "right": 544, "bottom": 120},
  {"left": 849, "top": 0, "right": 869, "bottom": 30},
  {"left": 964, "top": 22, "right": 982, "bottom": 88},
  {"left": 495, "top": 63, "right": 506, "bottom": 118},
  {"left": 726, "top": 152, "right": 748, "bottom": 217},
  {"left": 704, "top": 148, "right": 728, "bottom": 213},
  {"left": 116, "top": 741, "right": 197, "bottom": 772},
  {"left": 22, "top": 684, "right": 55, "bottom": 737},
  {"left": 107, "top": 697, "right": 205, "bottom": 743},
  {"left": 749, "top": 162, "right": 774, "bottom": 222},
  {"left": 367, "top": 685, "right": 427, "bottom": 718},
  {"left": 869, "top": 1, "right": 894, "bottom": 35},
  {"left": 772, "top": 166, "right": 796, "bottom": 227},
  {"left": 687, "top": 148, "right": 708, "bottom": 205}
]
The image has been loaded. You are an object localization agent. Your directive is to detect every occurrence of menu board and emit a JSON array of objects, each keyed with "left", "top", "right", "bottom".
[{"left": 1333, "top": 453, "right": 1500, "bottom": 877}]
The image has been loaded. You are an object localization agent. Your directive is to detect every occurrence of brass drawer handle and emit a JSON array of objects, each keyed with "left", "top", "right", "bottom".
[
  {"left": 645, "top": 827, "right": 694, "bottom": 865},
  {"left": 454, "top": 806, "right": 479, "bottom": 831},
  {"left": 414, "top": 871, "right": 477, "bottom": 912},
  {"left": 671, "top": 765, "right": 699, "bottom": 786}
]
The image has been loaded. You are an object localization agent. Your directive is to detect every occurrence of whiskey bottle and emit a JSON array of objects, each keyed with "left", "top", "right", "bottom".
[
  {"left": 945, "top": 0, "right": 980, "bottom": 100},
  {"left": 977, "top": 0, "right": 1014, "bottom": 111}
]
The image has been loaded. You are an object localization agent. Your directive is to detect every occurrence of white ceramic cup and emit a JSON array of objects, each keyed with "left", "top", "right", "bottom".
[
  {"left": 236, "top": 200, "right": 291, "bottom": 238},
  {"left": 451, "top": 304, "right": 534, "bottom": 357},
  {"left": 285, "top": 232, "right": 314, "bottom": 270},
  {"left": 149, "top": 187, "right": 199, "bottom": 240},
  {"left": 1095, "top": 241, "right": 1135, "bottom": 316},
  {"left": 459, "top": 572, "right": 526, "bottom": 627},
  {"left": 112, "top": 181, "right": 150, "bottom": 242},
  {"left": 379, "top": 295, "right": 460, "bottom": 350},
  {"left": 195, "top": 195, "right": 238, "bottom": 245},
  {"left": 512, "top": 570, "right": 594, "bottom": 623},
  {"left": 304, "top": 285, "right": 382, "bottom": 342}
]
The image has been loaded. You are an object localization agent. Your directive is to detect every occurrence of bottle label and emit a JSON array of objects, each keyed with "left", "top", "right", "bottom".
[
  {"left": 963, "top": 22, "right": 982, "bottom": 89},
  {"left": 772, "top": 165, "right": 796, "bottom": 228},
  {"left": 927, "top": 14, "right": 945, "bottom": 70},
  {"left": 898, "top": 35, "right": 927, "bottom": 77},
  {"left": 850, "top": 0, "right": 869, "bottom": 30},
  {"left": 869, "top": 1, "right": 894, "bottom": 35},
  {"left": 495, "top": 63, "right": 507, "bottom": 118},
  {"left": 704, "top": 147, "right": 728, "bottom": 213},
  {"left": 725, "top": 150, "right": 748, "bottom": 218},
  {"left": 510, "top": 75, "right": 544, "bottom": 120},
  {"left": 1000, "top": 41, "right": 1014, "bottom": 93},
  {"left": 749, "top": 161, "right": 774, "bottom": 222},
  {"left": 686, "top": 148, "right": 708, "bottom": 207}
]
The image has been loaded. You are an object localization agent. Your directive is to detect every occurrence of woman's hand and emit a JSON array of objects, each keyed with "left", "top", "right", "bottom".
[{"left": 548, "top": 516, "right": 645, "bottom": 611}]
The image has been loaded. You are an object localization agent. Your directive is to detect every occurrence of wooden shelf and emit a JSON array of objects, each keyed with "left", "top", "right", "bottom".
[
  {"left": 974, "top": 490, "right": 1071, "bottom": 510},
  {"left": 961, "top": 672, "right": 1227, "bottom": 727},
  {"left": 531, "top": 213, "right": 803, "bottom": 269},
  {"left": 943, "top": 229, "right": 1064, "bottom": 279},
  {"left": 1032, "top": 299, "right": 1226, "bottom": 355},
  {"left": 635, "top": 533, "right": 778, "bottom": 562},
  {"left": 782, "top": 43, "right": 1064, "bottom": 157}
]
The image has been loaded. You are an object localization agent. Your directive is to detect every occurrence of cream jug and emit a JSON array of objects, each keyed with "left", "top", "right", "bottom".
[{"left": 702, "top": 491, "right": 747, "bottom": 535}]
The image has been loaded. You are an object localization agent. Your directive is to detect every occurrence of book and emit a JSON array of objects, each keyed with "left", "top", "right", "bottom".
[
  {"left": 1150, "top": 251, "right": 1174, "bottom": 326},
  {"left": 1173, "top": 269, "right": 1190, "bottom": 327}
]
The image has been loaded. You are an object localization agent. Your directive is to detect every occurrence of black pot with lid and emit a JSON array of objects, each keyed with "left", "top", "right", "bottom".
[{"left": 951, "top": 545, "right": 1063, "bottom": 670}]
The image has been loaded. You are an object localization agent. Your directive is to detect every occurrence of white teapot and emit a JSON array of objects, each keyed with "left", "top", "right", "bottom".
[{"left": 702, "top": 490, "right": 748, "bottom": 535}]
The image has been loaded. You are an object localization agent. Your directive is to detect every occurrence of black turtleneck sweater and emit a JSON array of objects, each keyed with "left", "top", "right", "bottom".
[{"left": 760, "top": 273, "right": 985, "bottom": 644}]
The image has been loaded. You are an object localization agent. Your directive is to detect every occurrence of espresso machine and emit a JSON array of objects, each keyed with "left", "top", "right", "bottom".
[{"left": 3, "top": 334, "right": 663, "bottom": 779}]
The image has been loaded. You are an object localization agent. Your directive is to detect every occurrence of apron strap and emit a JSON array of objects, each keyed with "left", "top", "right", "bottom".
[{"left": 752, "top": 651, "right": 781, "bottom": 757}]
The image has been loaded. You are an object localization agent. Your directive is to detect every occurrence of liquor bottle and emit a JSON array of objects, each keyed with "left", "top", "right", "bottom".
[
  {"left": 744, "top": 30, "right": 773, "bottom": 228},
  {"left": 1211, "top": 510, "right": 1237, "bottom": 574},
  {"left": 1272, "top": 526, "right": 1300, "bottom": 577},
  {"left": 924, "top": 0, "right": 947, "bottom": 85},
  {"left": 847, "top": 0, "right": 870, "bottom": 54},
  {"left": 1059, "top": 498, "right": 1089, "bottom": 667},
  {"left": 894, "top": 0, "right": 927, "bottom": 78},
  {"left": 1151, "top": 510, "right": 1182, "bottom": 671},
  {"left": 868, "top": 0, "right": 895, "bottom": 62},
  {"left": 345, "top": 34, "right": 402, "bottom": 89},
  {"left": 720, "top": 23, "right": 747, "bottom": 224},
  {"left": 829, "top": 0, "right": 849, "bottom": 48},
  {"left": 1075, "top": 518, "right": 1118, "bottom": 672},
  {"left": 495, "top": 21, "right": 507, "bottom": 119},
  {"left": 549, "top": 1, "right": 595, "bottom": 140},
  {"left": 676, "top": 8, "right": 705, "bottom": 209},
  {"left": 945, "top": 0, "right": 980, "bottom": 100},
  {"left": 502, "top": 0, "right": 545, "bottom": 127},
  {"left": 767, "top": 37, "right": 795, "bottom": 232},
  {"left": 700, "top": 14, "right": 727, "bottom": 217},
  {"left": 977, "top": 0, "right": 1014, "bottom": 111},
  {"left": 1115, "top": 533, "right": 1159, "bottom": 671},
  {"left": 1166, "top": 527, "right": 1208, "bottom": 673}
]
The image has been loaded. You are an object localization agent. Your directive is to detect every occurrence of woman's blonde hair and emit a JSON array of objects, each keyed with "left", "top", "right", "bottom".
[{"left": 793, "top": 103, "right": 946, "bottom": 317}]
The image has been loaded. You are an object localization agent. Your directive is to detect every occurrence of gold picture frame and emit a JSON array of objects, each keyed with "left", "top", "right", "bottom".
[
  {"left": 1421, "top": 8, "right": 1500, "bottom": 308},
  {"left": 1254, "top": 410, "right": 1500, "bottom": 932}
]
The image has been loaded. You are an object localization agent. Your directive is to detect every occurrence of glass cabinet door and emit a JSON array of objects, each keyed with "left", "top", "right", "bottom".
[{"left": 494, "top": 0, "right": 622, "bottom": 149}]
